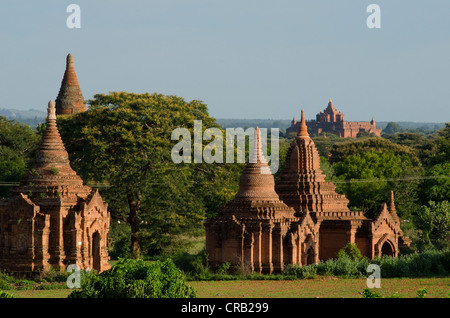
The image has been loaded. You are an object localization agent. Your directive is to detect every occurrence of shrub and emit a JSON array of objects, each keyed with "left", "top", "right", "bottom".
[
  {"left": 283, "top": 264, "right": 317, "bottom": 279},
  {"left": 371, "top": 249, "right": 450, "bottom": 278},
  {"left": 0, "top": 271, "right": 15, "bottom": 290},
  {"left": 68, "top": 258, "right": 196, "bottom": 298},
  {"left": 315, "top": 257, "right": 367, "bottom": 279},
  {"left": 361, "top": 288, "right": 382, "bottom": 298},
  {"left": 0, "top": 291, "right": 14, "bottom": 298},
  {"left": 416, "top": 287, "right": 428, "bottom": 298},
  {"left": 337, "top": 243, "right": 365, "bottom": 261},
  {"left": 361, "top": 287, "right": 430, "bottom": 298},
  {"left": 215, "top": 262, "right": 231, "bottom": 275}
]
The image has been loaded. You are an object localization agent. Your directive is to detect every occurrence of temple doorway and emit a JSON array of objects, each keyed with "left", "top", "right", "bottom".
[
  {"left": 92, "top": 231, "right": 101, "bottom": 272},
  {"left": 381, "top": 241, "right": 395, "bottom": 257},
  {"left": 306, "top": 246, "right": 315, "bottom": 265}
]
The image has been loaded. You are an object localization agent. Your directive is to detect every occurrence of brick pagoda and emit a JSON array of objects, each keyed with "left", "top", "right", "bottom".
[
  {"left": 55, "top": 53, "right": 87, "bottom": 115},
  {"left": 205, "top": 127, "right": 301, "bottom": 273},
  {"left": 0, "top": 101, "right": 110, "bottom": 275},
  {"left": 205, "top": 110, "right": 410, "bottom": 273}
]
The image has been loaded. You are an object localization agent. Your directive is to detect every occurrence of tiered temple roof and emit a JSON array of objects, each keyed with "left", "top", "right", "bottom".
[
  {"left": 276, "top": 110, "right": 357, "bottom": 219},
  {"left": 13, "top": 101, "right": 91, "bottom": 203}
]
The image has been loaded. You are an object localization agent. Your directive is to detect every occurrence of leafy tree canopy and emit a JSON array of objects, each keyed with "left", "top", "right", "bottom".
[
  {"left": 329, "top": 137, "right": 421, "bottom": 166},
  {"left": 58, "top": 92, "right": 242, "bottom": 258},
  {"left": 0, "top": 116, "right": 40, "bottom": 198}
]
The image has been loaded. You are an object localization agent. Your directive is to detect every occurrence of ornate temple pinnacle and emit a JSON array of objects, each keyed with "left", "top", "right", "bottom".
[
  {"left": 297, "top": 109, "right": 310, "bottom": 138},
  {"left": 67, "top": 53, "right": 74, "bottom": 65},
  {"left": 47, "top": 100, "right": 56, "bottom": 121},
  {"left": 389, "top": 191, "right": 400, "bottom": 223}
]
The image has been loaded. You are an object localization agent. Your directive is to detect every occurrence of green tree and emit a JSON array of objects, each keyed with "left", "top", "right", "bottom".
[
  {"left": 57, "top": 92, "right": 242, "bottom": 258},
  {"left": 333, "top": 150, "right": 418, "bottom": 218},
  {"left": 428, "top": 123, "right": 450, "bottom": 166},
  {"left": 413, "top": 201, "right": 450, "bottom": 251},
  {"left": 329, "top": 137, "right": 420, "bottom": 165},
  {"left": 418, "top": 123, "right": 450, "bottom": 205},
  {"left": 0, "top": 116, "right": 40, "bottom": 198},
  {"left": 383, "top": 122, "right": 402, "bottom": 135},
  {"left": 420, "top": 163, "right": 450, "bottom": 205}
]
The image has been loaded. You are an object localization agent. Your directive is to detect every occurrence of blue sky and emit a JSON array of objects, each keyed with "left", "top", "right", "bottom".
[{"left": 0, "top": 1, "right": 449, "bottom": 122}]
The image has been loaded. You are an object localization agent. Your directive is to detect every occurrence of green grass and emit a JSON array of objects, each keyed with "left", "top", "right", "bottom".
[
  {"left": 6, "top": 277, "right": 449, "bottom": 298},
  {"left": 188, "top": 277, "right": 450, "bottom": 298}
]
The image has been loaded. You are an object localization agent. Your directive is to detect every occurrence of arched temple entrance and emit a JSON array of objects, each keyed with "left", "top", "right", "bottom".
[
  {"left": 380, "top": 241, "right": 395, "bottom": 257},
  {"left": 92, "top": 231, "right": 101, "bottom": 272},
  {"left": 306, "top": 246, "right": 315, "bottom": 265}
]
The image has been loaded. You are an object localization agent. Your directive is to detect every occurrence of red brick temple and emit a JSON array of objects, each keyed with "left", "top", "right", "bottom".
[
  {"left": 287, "top": 99, "right": 381, "bottom": 138},
  {"left": 0, "top": 55, "right": 110, "bottom": 275},
  {"left": 205, "top": 110, "right": 410, "bottom": 273}
]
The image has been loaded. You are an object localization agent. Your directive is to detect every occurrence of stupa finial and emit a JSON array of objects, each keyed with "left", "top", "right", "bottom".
[
  {"left": 47, "top": 100, "right": 56, "bottom": 121},
  {"left": 297, "top": 109, "right": 310, "bottom": 138}
]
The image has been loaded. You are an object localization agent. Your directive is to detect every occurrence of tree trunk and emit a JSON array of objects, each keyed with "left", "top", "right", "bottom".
[{"left": 127, "top": 191, "right": 141, "bottom": 259}]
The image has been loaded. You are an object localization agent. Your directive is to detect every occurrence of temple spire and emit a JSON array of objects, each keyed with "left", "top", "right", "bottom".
[
  {"left": 249, "top": 127, "right": 271, "bottom": 173},
  {"left": 326, "top": 98, "right": 335, "bottom": 112},
  {"left": 297, "top": 109, "right": 310, "bottom": 138},
  {"left": 47, "top": 100, "right": 56, "bottom": 121},
  {"left": 14, "top": 100, "right": 87, "bottom": 191},
  {"left": 55, "top": 53, "right": 86, "bottom": 115},
  {"left": 389, "top": 191, "right": 400, "bottom": 224},
  {"left": 233, "top": 126, "right": 280, "bottom": 200}
]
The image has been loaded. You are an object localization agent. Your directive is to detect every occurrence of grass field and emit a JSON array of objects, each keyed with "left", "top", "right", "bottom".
[{"left": 8, "top": 277, "right": 450, "bottom": 298}]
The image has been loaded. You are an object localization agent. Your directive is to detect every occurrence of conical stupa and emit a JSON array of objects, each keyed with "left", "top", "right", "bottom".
[
  {"left": 55, "top": 53, "right": 86, "bottom": 115},
  {"left": 218, "top": 127, "right": 295, "bottom": 218},
  {"left": 13, "top": 100, "right": 91, "bottom": 200}
]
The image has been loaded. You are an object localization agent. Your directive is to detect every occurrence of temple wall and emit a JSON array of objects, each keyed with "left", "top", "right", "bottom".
[
  {"left": 355, "top": 236, "right": 371, "bottom": 258},
  {"left": 319, "top": 228, "right": 351, "bottom": 260}
]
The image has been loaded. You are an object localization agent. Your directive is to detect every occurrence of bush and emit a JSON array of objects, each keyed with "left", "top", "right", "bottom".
[
  {"left": 337, "top": 243, "right": 365, "bottom": 261},
  {"left": 0, "top": 271, "right": 35, "bottom": 290},
  {"left": 320, "top": 257, "right": 365, "bottom": 278},
  {"left": 285, "top": 249, "right": 449, "bottom": 279},
  {"left": 215, "top": 262, "right": 231, "bottom": 275},
  {"left": 0, "top": 291, "right": 14, "bottom": 298},
  {"left": 361, "top": 288, "right": 382, "bottom": 298},
  {"left": 68, "top": 258, "right": 196, "bottom": 298},
  {"left": 371, "top": 249, "right": 450, "bottom": 278},
  {"left": 283, "top": 264, "right": 317, "bottom": 279},
  {"left": 0, "top": 271, "right": 15, "bottom": 290},
  {"left": 313, "top": 256, "right": 369, "bottom": 279}
]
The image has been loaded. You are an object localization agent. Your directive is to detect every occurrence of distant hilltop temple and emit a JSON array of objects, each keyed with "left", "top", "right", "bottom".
[
  {"left": 286, "top": 99, "right": 381, "bottom": 138},
  {"left": 0, "top": 54, "right": 110, "bottom": 275},
  {"left": 205, "top": 110, "right": 410, "bottom": 273}
]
